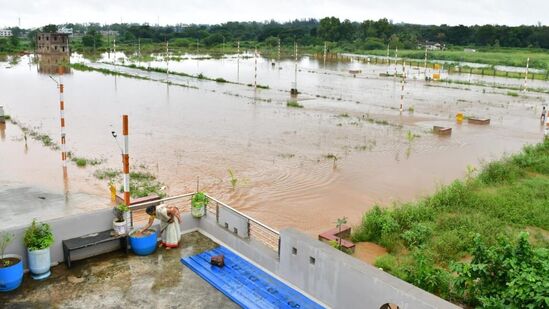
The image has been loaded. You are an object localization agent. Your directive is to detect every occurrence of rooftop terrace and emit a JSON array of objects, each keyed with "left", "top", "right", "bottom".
[
  {"left": 1, "top": 193, "right": 458, "bottom": 308},
  {"left": 1, "top": 232, "right": 238, "bottom": 308}
]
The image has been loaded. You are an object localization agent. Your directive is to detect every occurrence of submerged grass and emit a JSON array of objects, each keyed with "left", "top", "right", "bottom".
[
  {"left": 286, "top": 100, "right": 303, "bottom": 108},
  {"left": 352, "top": 139, "right": 549, "bottom": 304},
  {"left": 94, "top": 167, "right": 166, "bottom": 198}
]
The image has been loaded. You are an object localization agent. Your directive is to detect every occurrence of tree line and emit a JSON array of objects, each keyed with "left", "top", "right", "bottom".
[{"left": 10, "top": 17, "right": 549, "bottom": 51}]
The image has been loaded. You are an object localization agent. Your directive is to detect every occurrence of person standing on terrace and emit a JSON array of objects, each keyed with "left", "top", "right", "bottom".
[{"left": 142, "top": 204, "right": 181, "bottom": 249}]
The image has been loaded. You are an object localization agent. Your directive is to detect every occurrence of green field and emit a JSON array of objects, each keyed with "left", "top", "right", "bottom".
[
  {"left": 364, "top": 47, "right": 549, "bottom": 70},
  {"left": 352, "top": 139, "right": 549, "bottom": 307}
]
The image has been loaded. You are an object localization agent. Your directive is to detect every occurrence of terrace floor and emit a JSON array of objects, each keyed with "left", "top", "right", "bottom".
[{"left": 0, "top": 232, "right": 239, "bottom": 308}]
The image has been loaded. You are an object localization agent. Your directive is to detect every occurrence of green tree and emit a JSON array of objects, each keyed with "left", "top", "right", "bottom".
[
  {"left": 318, "top": 17, "right": 341, "bottom": 42},
  {"left": 82, "top": 29, "right": 103, "bottom": 48},
  {"left": 42, "top": 24, "right": 58, "bottom": 33}
]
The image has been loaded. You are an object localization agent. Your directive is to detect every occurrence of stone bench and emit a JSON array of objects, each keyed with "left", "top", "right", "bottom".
[{"left": 62, "top": 230, "right": 128, "bottom": 268}]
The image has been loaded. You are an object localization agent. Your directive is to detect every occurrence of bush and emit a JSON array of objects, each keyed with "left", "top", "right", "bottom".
[
  {"left": 352, "top": 206, "right": 400, "bottom": 250},
  {"left": 478, "top": 160, "right": 524, "bottom": 184},
  {"left": 24, "top": 219, "right": 54, "bottom": 251},
  {"left": 452, "top": 233, "right": 549, "bottom": 308},
  {"left": 401, "top": 222, "right": 433, "bottom": 248}
]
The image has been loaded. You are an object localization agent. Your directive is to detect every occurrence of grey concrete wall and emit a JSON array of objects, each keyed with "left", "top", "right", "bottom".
[
  {"left": 1, "top": 209, "right": 200, "bottom": 269},
  {"left": 218, "top": 206, "right": 249, "bottom": 238},
  {"left": 197, "top": 213, "right": 279, "bottom": 274},
  {"left": 3, "top": 208, "right": 115, "bottom": 268},
  {"left": 277, "top": 229, "right": 459, "bottom": 309},
  {"left": 2, "top": 207, "right": 458, "bottom": 309}
]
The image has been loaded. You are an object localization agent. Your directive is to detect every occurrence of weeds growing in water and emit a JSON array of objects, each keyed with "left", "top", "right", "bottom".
[
  {"left": 94, "top": 167, "right": 166, "bottom": 198},
  {"left": 408, "top": 106, "right": 415, "bottom": 113},
  {"left": 352, "top": 138, "right": 549, "bottom": 306},
  {"left": 215, "top": 77, "right": 227, "bottom": 83},
  {"left": 506, "top": 91, "right": 519, "bottom": 97},
  {"left": 227, "top": 169, "right": 238, "bottom": 190},
  {"left": 286, "top": 100, "right": 304, "bottom": 108}
]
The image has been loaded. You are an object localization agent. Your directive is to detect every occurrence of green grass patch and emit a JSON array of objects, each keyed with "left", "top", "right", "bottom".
[
  {"left": 353, "top": 138, "right": 549, "bottom": 306},
  {"left": 506, "top": 91, "right": 519, "bottom": 97},
  {"left": 286, "top": 100, "right": 303, "bottom": 108}
]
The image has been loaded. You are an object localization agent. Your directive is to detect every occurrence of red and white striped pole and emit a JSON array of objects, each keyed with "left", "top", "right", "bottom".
[
  {"left": 122, "top": 115, "right": 130, "bottom": 206},
  {"left": 59, "top": 66, "right": 67, "bottom": 167}
]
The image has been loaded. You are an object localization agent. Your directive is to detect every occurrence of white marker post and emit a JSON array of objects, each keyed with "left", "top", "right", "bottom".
[
  {"left": 394, "top": 47, "right": 398, "bottom": 78},
  {"left": 278, "top": 38, "right": 281, "bottom": 64},
  {"left": 323, "top": 41, "right": 327, "bottom": 66},
  {"left": 254, "top": 47, "right": 258, "bottom": 89},
  {"left": 293, "top": 42, "right": 298, "bottom": 93},
  {"left": 400, "top": 61, "right": 406, "bottom": 113},
  {"left": 523, "top": 57, "right": 529, "bottom": 92}
]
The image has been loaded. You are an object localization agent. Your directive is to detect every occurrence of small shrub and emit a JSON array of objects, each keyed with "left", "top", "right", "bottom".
[
  {"left": 24, "top": 219, "right": 54, "bottom": 251},
  {"left": 286, "top": 100, "right": 303, "bottom": 108},
  {"left": 215, "top": 77, "right": 227, "bottom": 83},
  {"left": 478, "top": 160, "right": 524, "bottom": 184},
  {"left": 402, "top": 222, "right": 433, "bottom": 248},
  {"left": 75, "top": 158, "right": 87, "bottom": 167}
]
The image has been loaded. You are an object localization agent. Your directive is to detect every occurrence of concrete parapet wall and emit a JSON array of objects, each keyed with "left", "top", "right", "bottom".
[{"left": 2, "top": 208, "right": 457, "bottom": 308}]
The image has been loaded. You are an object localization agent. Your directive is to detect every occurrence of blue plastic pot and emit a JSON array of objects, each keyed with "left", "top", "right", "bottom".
[
  {"left": 0, "top": 254, "right": 24, "bottom": 292},
  {"left": 129, "top": 230, "right": 157, "bottom": 256}
]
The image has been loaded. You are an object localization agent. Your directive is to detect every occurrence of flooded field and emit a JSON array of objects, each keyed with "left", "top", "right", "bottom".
[{"left": 1, "top": 53, "right": 547, "bottom": 234}]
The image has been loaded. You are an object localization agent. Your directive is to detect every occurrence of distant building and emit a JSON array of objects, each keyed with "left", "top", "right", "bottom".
[
  {"left": 100, "top": 30, "right": 119, "bottom": 37},
  {"left": 421, "top": 41, "right": 445, "bottom": 51},
  {"left": 58, "top": 27, "right": 73, "bottom": 35},
  {"left": 36, "top": 32, "right": 70, "bottom": 54},
  {"left": 464, "top": 48, "right": 476, "bottom": 53},
  {"left": 0, "top": 29, "right": 12, "bottom": 37}
]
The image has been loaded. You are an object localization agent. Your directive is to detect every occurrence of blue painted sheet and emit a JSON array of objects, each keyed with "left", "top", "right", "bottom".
[{"left": 181, "top": 246, "right": 324, "bottom": 309}]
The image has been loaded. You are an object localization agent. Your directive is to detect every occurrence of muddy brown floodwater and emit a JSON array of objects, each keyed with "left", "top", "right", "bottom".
[{"left": 1, "top": 54, "right": 547, "bottom": 238}]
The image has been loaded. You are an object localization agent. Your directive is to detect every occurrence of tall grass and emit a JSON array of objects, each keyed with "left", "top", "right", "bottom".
[{"left": 352, "top": 138, "right": 549, "bottom": 303}]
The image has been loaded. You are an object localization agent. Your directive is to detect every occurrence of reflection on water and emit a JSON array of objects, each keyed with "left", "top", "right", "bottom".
[{"left": 38, "top": 54, "right": 71, "bottom": 74}]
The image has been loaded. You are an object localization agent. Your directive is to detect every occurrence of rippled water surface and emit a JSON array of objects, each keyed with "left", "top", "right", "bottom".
[{"left": 1, "top": 53, "right": 547, "bottom": 233}]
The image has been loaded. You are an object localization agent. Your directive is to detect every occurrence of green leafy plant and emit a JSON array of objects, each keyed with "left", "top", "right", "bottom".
[
  {"left": 228, "top": 169, "right": 238, "bottom": 189},
  {"left": 113, "top": 204, "right": 130, "bottom": 222},
  {"left": 24, "top": 219, "right": 54, "bottom": 251},
  {"left": 191, "top": 192, "right": 209, "bottom": 209},
  {"left": 1, "top": 232, "right": 15, "bottom": 266},
  {"left": 335, "top": 216, "right": 348, "bottom": 251},
  {"left": 452, "top": 233, "right": 549, "bottom": 308}
]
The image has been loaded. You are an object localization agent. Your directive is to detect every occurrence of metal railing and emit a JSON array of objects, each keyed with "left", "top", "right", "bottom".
[
  {"left": 128, "top": 192, "right": 281, "bottom": 255},
  {"left": 204, "top": 194, "right": 280, "bottom": 253}
]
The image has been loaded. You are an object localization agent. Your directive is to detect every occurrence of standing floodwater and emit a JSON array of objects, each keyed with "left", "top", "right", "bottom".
[{"left": 0, "top": 53, "right": 547, "bottom": 234}]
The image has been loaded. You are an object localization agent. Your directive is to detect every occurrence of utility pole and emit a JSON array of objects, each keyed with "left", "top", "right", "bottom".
[
  {"left": 400, "top": 60, "right": 406, "bottom": 113},
  {"left": 237, "top": 41, "right": 240, "bottom": 82},
  {"left": 523, "top": 57, "right": 530, "bottom": 92},
  {"left": 254, "top": 47, "right": 258, "bottom": 89},
  {"left": 292, "top": 41, "right": 298, "bottom": 94},
  {"left": 323, "top": 41, "right": 327, "bottom": 66},
  {"left": 277, "top": 37, "right": 281, "bottom": 64}
]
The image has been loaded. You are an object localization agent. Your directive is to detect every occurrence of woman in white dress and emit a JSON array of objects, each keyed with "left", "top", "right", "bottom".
[{"left": 141, "top": 204, "right": 181, "bottom": 249}]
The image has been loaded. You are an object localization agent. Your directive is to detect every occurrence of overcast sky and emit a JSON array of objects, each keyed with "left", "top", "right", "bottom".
[{"left": 1, "top": 0, "right": 547, "bottom": 28}]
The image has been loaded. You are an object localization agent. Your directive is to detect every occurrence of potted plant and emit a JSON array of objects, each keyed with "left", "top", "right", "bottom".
[
  {"left": 24, "top": 219, "right": 54, "bottom": 280},
  {"left": 113, "top": 204, "right": 130, "bottom": 235},
  {"left": 191, "top": 192, "right": 209, "bottom": 218},
  {"left": 0, "top": 232, "right": 23, "bottom": 291}
]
